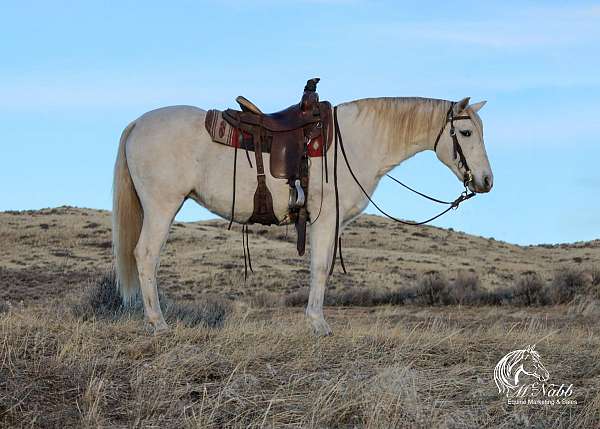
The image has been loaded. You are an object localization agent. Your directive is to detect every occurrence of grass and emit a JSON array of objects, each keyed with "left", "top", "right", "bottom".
[
  {"left": 2, "top": 208, "right": 600, "bottom": 427},
  {"left": 1, "top": 304, "right": 599, "bottom": 428}
]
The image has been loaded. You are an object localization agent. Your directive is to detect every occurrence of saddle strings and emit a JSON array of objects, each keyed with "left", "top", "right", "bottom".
[
  {"left": 242, "top": 224, "right": 253, "bottom": 281},
  {"left": 228, "top": 133, "right": 255, "bottom": 281},
  {"left": 228, "top": 145, "right": 238, "bottom": 230}
]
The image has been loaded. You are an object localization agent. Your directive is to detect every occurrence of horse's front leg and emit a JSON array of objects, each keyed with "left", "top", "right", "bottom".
[{"left": 306, "top": 218, "right": 337, "bottom": 336}]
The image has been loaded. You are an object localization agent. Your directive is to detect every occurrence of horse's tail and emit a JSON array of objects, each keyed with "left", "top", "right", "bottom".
[{"left": 112, "top": 121, "right": 142, "bottom": 303}]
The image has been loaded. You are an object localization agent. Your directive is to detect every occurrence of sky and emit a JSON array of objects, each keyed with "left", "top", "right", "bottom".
[{"left": 1, "top": 1, "right": 599, "bottom": 245}]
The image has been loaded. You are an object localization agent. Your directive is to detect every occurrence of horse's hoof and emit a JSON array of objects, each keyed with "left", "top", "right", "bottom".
[
  {"left": 310, "top": 318, "right": 333, "bottom": 337},
  {"left": 152, "top": 321, "right": 170, "bottom": 336}
]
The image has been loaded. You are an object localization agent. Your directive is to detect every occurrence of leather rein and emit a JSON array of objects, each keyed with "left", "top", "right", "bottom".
[{"left": 329, "top": 102, "right": 476, "bottom": 274}]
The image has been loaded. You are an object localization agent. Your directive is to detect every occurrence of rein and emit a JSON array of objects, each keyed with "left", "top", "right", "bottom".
[{"left": 329, "top": 103, "right": 476, "bottom": 274}]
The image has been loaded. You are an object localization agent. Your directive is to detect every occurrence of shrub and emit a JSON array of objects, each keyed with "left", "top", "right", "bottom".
[
  {"left": 284, "top": 290, "right": 309, "bottom": 307},
  {"left": 71, "top": 272, "right": 230, "bottom": 328},
  {"left": 512, "top": 272, "right": 548, "bottom": 306},
  {"left": 481, "top": 287, "right": 513, "bottom": 306},
  {"left": 567, "top": 295, "right": 600, "bottom": 317},
  {"left": 379, "top": 288, "right": 413, "bottom": 305},
  {"left": 547, "top": 268, "right": 590, "bottom": 304},
  {"left": 588, "top": 267, "right": 600, "bottom": 300},
  {"left": 71, "top": 272, "right": 132, "bottom": 319},
  {"left": 250, "top": 292, "right": 282, "bottom": 308},
  {"left": 164, "top": 298, "right": 230, "bottom": 328},
  {"left": 449, "top": 271, "right": 482, "bottom": 305},
  {"left": 327, "top": 288, "right": 377, "bottom": 306},
  {"left": 413, "top": 272, "right": 449, "bottom": 305},
  {"left": 591, "top": 268, "right": 600, "bottom": 287},
  {"left": 283, "top": 287, "right": 413, "bottom": 307}
]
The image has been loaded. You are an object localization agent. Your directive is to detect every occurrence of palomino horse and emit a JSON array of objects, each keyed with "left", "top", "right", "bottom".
[{"left": 112, "top": 96, "right": 493, "bottom": 335}]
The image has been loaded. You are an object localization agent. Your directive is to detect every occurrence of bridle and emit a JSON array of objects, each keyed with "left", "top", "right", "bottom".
[{"left": 433, "top": 103, "right": 474, "bottom": 188}]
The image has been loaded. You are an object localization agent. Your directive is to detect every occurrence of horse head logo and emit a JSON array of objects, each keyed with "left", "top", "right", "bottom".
[{"left": 494, "top": 345, "right": 550, "bottom": 396}]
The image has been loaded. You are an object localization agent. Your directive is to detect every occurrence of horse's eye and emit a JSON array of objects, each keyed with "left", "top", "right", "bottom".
[{"left": 460, "top": 130, "right": 472, "bottom": 137}]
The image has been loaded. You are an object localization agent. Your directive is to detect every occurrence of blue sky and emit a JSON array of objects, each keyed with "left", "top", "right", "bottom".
[{"left": 1, "top": 1, "right": 599, "bottom": 245}]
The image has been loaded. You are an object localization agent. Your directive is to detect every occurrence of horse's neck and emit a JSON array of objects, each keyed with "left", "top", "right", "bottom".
[{"left": 336, "top": 101, "right": 436, "bottom": 179}]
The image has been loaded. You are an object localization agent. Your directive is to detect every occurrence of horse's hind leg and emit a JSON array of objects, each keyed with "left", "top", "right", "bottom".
[{"left": 134, "top": 200, "right": 182, "bottom": 334}]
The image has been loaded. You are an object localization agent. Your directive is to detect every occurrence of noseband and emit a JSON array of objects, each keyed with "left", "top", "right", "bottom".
[{"left": 433, "top": 103, "right": 474, "bottom": 187}]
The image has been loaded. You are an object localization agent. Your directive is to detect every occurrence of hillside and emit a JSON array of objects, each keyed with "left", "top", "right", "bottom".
[{"left": 1, "top": 206, "right": 599, "bottom": 305}]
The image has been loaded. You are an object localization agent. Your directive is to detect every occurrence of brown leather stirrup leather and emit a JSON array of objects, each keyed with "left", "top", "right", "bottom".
[{"left": 248, "top": 128, "right": 278, "bottom": 225}]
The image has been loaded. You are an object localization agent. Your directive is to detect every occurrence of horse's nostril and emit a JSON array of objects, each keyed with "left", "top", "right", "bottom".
[{"left": 483, "top": 175, "right": 492, "bottom": 190}]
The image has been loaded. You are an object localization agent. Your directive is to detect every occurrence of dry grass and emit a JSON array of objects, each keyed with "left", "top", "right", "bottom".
[
  {"left": 1, "top": 207, "right": 600, "bottom": 427},
  {"left": 1, "top": 305, "right": 599, "bottom": 428}
]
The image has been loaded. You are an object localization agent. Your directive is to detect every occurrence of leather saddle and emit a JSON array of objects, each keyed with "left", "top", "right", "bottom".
[{"left": 221, "top": 78, "right": 332, "bottom": 255}]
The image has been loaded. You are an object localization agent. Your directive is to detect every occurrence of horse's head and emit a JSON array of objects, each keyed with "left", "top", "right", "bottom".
[
  {"left": 520, "top": 345, "right": 550, "bottom": 382},
  {"left": 434, "top": 97, "right": 493, "bottom": 194}
]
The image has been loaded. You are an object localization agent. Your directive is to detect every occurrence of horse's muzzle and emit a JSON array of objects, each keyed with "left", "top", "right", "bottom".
[{"left": 469, "top": 173, "right": 493, "bottom": 193}]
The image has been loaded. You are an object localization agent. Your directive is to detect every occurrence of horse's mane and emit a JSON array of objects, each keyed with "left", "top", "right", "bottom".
[
  {"left": 350, "top": 97, "right": 451, "bottom": 148},
  {"left": 346, "top": 97, "right": 483, "bottom": 150}
]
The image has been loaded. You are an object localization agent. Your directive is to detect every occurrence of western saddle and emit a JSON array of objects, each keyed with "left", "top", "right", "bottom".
[{"left": 221, "top": 78, "right": 332, "bottom": 255}]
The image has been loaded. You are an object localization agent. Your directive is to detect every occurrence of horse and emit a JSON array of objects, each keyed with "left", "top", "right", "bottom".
[
  {"left": 112, "top": 95, "right": 493, "bottom": 336},
  {"left": 494, "top": 345, "right": 550, "bottom": 396}
]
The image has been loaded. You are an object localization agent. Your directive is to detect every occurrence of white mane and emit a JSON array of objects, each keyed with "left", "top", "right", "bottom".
[
  {"left": 350, "top": 97, "right": 451, "bottom": 150},
  {"left": 347, "top": 97, "right": 484, "bottom": 152}
]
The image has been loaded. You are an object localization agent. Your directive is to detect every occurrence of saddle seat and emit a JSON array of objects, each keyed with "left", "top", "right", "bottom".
[
  {"left": 222, "top": 78, "right": 331, "bottom": 181},
  {"left": 232, "top": 96, "right": 324, "bottom": 133}
]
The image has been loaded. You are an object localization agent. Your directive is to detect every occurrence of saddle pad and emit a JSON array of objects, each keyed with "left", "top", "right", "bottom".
[
  {"left": 205, "top": 109, "right": 250, "bottom": 148},
  {"left": 205, "top": 109, "right": 328, "bottom": 157}
]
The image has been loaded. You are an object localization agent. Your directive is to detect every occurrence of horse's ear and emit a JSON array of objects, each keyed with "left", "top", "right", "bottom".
[
  {"left": 468, "top": 100, "right": 487, "bottom": 113},
  {"left": 453, "top": 97, "right": 470, "bottom": 115}
]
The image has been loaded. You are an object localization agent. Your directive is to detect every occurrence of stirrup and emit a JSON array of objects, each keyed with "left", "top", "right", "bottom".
[{"left": 288, "top": 179, "right": 305, "bottom": 209}]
